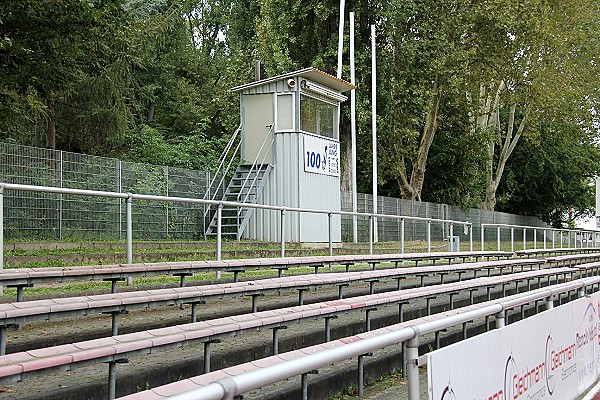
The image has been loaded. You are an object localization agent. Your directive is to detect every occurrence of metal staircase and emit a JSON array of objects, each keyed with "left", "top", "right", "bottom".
[
  {"left": 205, "top": 164, "right": 272, "bottom": 239},
  {"left": 203, "top": 124, "right": 274, "bottom": 240}
]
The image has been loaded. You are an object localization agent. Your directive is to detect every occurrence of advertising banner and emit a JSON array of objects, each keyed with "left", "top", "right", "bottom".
[
  {"left": 303, "top": 134, "right": 339, "bottom": 177},
  {"left": 428, "top": 293, "right": 600, "bottom": 400}
]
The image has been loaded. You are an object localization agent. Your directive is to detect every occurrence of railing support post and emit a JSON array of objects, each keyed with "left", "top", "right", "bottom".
[
  {"left": 497, "top": 226, "right": 501, "bottom": 251},
  {"left": 481, "top": 224, "right": 485, "bottom": 251},
  {"left": 281, "top": 209, "right": 286, "bottom": 258},
  {"left": 400, "top": 218, "right": 405, "bottom": 254},
  {"left": 496, "top": 311, "right": 505, "bottom": 328},
  {"left": 0, "top": 185, "right": 4, "bottom": 294},
  {"left": 369, "top": 215, "right": 374, "bottom": 255},
  {"left": 469, "top": 224, "right": 473, "bottom": 252},
  {"left": 511, "top": 228, "right": 514, "bottom": 253},
  {"left": 407, "top": 337, "right": 420, "bottom": 400},
  {"left": 328, "top": 212, "right": 333, "bottom": 256},
  {"left": 216, "top": 202, "right": 223, "bottom": 262},
  {"left": 108, "top": 361, "right": 117, "bottom": 400},
  {"left": 126, "top": 194, "right": 133, "bottom": 265},
  {"left": 427, "top": 220, "right": 431, "bottom": 254}
]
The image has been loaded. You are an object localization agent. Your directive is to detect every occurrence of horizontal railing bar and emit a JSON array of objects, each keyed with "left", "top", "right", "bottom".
[
  {"left": 167, "top": 275, "right": 600, "bottom": 400},
  {"left": 0, "top": 183, "right": 472, "bottom": 227}
]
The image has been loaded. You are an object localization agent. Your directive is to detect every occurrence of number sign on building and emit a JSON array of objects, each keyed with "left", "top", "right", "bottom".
[{"left": 303, "top": 134, "right": 339, "bottom": 177}]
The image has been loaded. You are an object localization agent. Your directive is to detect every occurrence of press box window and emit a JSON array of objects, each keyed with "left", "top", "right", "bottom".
[{"left": 300, "top": 94, "right": 337, "bottom": 139}]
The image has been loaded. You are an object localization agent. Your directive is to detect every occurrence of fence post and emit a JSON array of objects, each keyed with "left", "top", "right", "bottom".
[
  {"left": 533, "top": 229, "right": 537, "bottom": 250},
  {"left": 281, "top": 209, "right": 286, "bottom": 258},
  {"left": 523, "top": 228, "right": 527, "bottom": 250},
  {"left": 126, "top": 194, "right": 133, "bottom": 265}
]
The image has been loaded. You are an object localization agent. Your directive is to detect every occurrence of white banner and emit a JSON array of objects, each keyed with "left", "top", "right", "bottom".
[
  {"left": 428, "top": 293, "right": 600, "bottom": 400},
  {"left": 303, "top": 134, "right": 339, "bottom": 177}
]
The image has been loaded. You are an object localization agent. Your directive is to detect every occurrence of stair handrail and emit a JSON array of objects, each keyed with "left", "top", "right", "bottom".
[
  {"left": 237, "top": 125, "right": 274, "bottom": 205},
  {"left": 203, "top": 124, "right": 242, "bottom": 202}
]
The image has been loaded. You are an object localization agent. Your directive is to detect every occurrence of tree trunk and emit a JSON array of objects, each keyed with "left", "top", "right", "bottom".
[
  {"left": 404, "top": 81, "right": 443, "bottom": 201},
  {"left": 477, "top": 80, "right": 530, "bottom": 211},
  {"left": 45, "top": 99, "right": 57, "bottom": 150},
  {"left": 340, "top": 114, "right": 352, "bottom": 193}
]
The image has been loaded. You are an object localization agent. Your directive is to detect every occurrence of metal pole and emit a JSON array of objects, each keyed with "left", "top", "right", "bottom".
[
  {"left": 406, "top": 337, "right": 420, "bottom": 400},
  {"left": 371, "top": 24, "right": 378, "bottom": 243},
  {"left": 358, "top": 355, "right": 365, "bottom": 397},
  {"left": 427, "top": 220, "right": 431, "bottom": 254},
  {"left": 523, "top": 228, "right": 527, "bottom": 250},
  {"left": 0, "top": 185, "right": 3, "bottom": 293},
  {"left": 117, "top": 160, "right": 122, "bottom": 240},
  {"left": 481, "top": 224, "right": 485, "bottom": 251},
  {"left": 497, "top": 226, "right": 501, "bottom": 251},
  {"left": 533, "top": 229, "right": 537, "bottom": 250},
  {"left": 126, "top": 194, "right": 133, "bottom": 265},
  {"left": 350, "top": 12, "right": 358, "bottom": 244},
  {"left": 401, "top": 218, "right": 405, "bottom": 254},
  {"left": 449, "top": 224, "right": 453, "bottom": 251},
  {"left": 469, "top": 224, "right": 473, "bottom": 252},
  {"left": 165, "top": 166, "right": 169, "bottom": 239},
  {"left": 58, "top": 150, "right": 63, "bottom": 240},
  {"left": 543, "top": 229, "right": 547, "bottom": 249},
  {"left": 336, "top": 0, "right": 345, "bottom": 79},
  {"left": 281, "top": 209, "right": 286, "bottom": 258},
  {"left": 511, "top": 228, "right": 514, "bottom": 252},
  {"left": 328, "top": 212, "right": 333, "bottom": 256},
  {"left": 369, "top": 215, "right": 374, "bottom": 255},
  {"left": 495, "top": 311, "right": 505, "bottom": 328},
  {"left": 204, "top": 341, "right": 211, "bottom": 373},
  {"left": 108, "top": 361, "right": 117, "bottom": 400},
  {"left": 216, "top": 202, "right": 223, "bottom": 262}
]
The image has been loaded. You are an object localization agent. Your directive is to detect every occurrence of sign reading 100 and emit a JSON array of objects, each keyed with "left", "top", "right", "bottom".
[
  {"left": 306, "top": 150, "right": 326, "bottom": 170},
  {"left": 303, "top": 134, "right": 339, "bottom": 177}
]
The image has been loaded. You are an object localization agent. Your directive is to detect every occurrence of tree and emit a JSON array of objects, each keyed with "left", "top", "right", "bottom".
[
  {"left": 0, "top": 0, "right": 130, "bottom": 149},
  {"left": 497, "top": 120, "right": 600, "bottom": 226},
  {"left": 464, "top": 0, "right": 600, "bottom": 210}
]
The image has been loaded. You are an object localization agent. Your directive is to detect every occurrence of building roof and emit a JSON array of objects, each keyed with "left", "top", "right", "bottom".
[{"left": 231, "top": 67, "right": 356, "bottom": 93}]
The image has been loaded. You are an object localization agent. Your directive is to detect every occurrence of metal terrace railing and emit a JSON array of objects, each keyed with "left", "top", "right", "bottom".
[
  {"left": 0, "top": 182, "right": 473, "bottom": 269},
  {"left": 481, "top": 223, "right": 600, "bottom": 252},
  {"left": 128, "top": 275, "right": 600, "bottom": 400}
]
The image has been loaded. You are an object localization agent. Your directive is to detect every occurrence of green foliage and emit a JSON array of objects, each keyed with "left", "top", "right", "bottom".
[{"left": 0, "top": 0, "right": 598, "bottom": 223}]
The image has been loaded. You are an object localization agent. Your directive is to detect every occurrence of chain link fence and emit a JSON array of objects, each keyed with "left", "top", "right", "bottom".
[
  {"left": 1, "top": 143, "right": 211, "bottom": 240},
  {"left": 340, "top": 192, "right": 549, "bottom": 245},
  {"left": 1, "top": 142, "right": 549, "bottom": 242}
]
